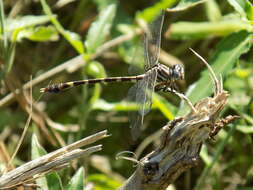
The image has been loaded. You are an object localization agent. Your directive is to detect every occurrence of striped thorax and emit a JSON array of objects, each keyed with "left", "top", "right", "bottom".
[{"left": 156, "top": 63, "right": 184, "bottom": 83}]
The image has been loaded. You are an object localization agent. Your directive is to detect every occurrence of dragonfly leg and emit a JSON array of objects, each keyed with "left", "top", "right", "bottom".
[
  {"left": 154, "top": 81, "right": 178, "bottom": 93},
  {"left": 157, "top": 82, "right": 197, "bottom": 113},
  {"left": 154, "top": 82, "right": 166, "bottom": 92}
]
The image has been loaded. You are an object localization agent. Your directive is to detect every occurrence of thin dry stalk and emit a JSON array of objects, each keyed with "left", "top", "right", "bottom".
[{"left": 8, "top": 76, "right": 33, "bottom": 167}]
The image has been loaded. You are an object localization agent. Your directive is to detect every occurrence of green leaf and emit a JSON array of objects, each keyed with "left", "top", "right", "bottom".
[
  {"left": 91, "top": 99, "right": 141, "bottom": 111},
  {"left": 241, "top": 113, "right": 253, "bottom": 125},
  {"left": 31, "top": 134, "right": 47, "bottom": 159},
  {"left": 46, "top": 173, "right": 63, "bottom": 190},
  {"left": 200, "top": 145, "right": 212, "bottom": 166},
  {"left": 63, "top": 31, "right": 84, "bottom": 54},
  {"left": 0, "top": 0, "right": 7, "bottom": 48},
  {"left": 40, "top": 0, "right": 84, "bottom": 54},
  {"left": 66, "top": 167, "right": 85, "bottom": 190},
  {"left": 237, "top": 125, "right": 253, "bottom": 134},
  {"left": 228, "top": 91, "right": 250, "bottom": 108},
  {"left": 169, "top": 20, "right": 253, "bottom": 39},
  {"left": 85, "top": 61, "right": 107, "bottom": 78},
  {"left": 31, "top": 134, "right": 48, "bottom": 190},
  {"left": 4, "top": 15, "right": 52, "bottom": 33},
  {"left": 16, "top": 25, "right": 59, "bottom": 42},
  {"left": 178, "top": 31, "right": 252, "bottom": 116},
  {"left": 0, "top": 1, "right": 16, "bottom": 80},
  {"left": 234, "top": 67, "right": 251, "bottom": 78},
  {"left": 87, "top": 174, "right": 121, "bottom": 190},
  {"left": 168, "top": 0, "right": 206, "bottom": 12},
  {"left": 93, "top": 0, "right": 117, "bottom": 11},
  {"left": 31, "top": 134, "right": 63, "bottom": 190},
  {"left": 225, "top": 76, "right": 247, "bottom": 91},
  {"left": 153, "top": 93, "right": 176, "bottom": 121},
  {"left": 137, "top": 0, "right": 177, "bottom": 22},
  {"left": 85, "top": 4, "right": 116, "bottom": 54},
  {"left": 91, "top": 93, "right": 177, "bottom": 118},
  {"left": 204, "top": 0, "right": 222, "bottom": 22},
  {"left": 92, "top": 98, "right": 158, "bottom": 112},
  {"left": 227, "top": 0, "right": 253, "bottom": 20}
]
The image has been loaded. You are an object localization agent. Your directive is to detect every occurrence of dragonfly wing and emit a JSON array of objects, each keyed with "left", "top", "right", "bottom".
[
  {"left": 144, "top": 11, "right": 165, "bottom": 71},
  {"left": 137, "top": 71, "right": 157, "bottom": 116},
  {"left": 127, "top": 70, "right": 157, "bottom": 140},
  {"left": 127, "top": 10, "right": 164, "bottom": 140}
]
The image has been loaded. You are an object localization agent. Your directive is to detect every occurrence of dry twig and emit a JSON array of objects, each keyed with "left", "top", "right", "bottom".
[{"left": 0, "top": 130, "right": 108, "bottom": 189}]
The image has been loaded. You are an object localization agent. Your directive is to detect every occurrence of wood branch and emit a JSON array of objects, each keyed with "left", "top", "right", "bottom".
[
  {"left": 119, "top": 114, "right": 238, "bottom": 190},
  {"left": 119, "top": 51, "right": 239, "bottom": 190},
  {"left": 0, "top": 130, "right": 108, "bottom": 189}
]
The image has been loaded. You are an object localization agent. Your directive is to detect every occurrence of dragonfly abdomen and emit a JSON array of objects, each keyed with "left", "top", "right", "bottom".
[{"left": 40, "top": 75, "right": 145, "bottom": 93}]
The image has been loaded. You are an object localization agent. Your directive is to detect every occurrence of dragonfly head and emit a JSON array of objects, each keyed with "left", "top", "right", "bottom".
[{"left": 172, "top": 64, "right": 184, "bottom": 80}]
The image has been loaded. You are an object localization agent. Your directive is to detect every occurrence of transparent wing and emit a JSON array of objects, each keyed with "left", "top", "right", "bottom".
[
  {"left": 128, "top": 37, "right": 145, "bottom": 76},
  {"left": 127, "top": 70, "right": 157, "bottom": 141},
  {"left": 127, "top": 10, "right": 165, "bottom": 140},
  {"left": 144, "top": 10, "right": 165, "bottom": 71}
]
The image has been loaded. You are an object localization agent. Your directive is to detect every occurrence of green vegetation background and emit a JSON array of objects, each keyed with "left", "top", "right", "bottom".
[{"left": 0, "top": 0, "right": 253, "bottom": 189}]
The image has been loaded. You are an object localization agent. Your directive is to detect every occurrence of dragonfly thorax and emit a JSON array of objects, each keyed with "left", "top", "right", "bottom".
[{"left": 156, "top": 63, "right": 184, "bottom": 82}]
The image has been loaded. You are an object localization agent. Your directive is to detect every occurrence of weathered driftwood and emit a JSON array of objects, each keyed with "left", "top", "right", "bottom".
[
  {"left": 0, "top": 130, "right": 108, "bottom": 189},
  {"left": 118, "top": 50, "right": 239, "bottom": 190}
]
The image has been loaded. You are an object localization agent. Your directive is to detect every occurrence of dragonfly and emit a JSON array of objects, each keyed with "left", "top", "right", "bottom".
[{"left": 40, "top": 11, "right": 185, "bottom": 140}]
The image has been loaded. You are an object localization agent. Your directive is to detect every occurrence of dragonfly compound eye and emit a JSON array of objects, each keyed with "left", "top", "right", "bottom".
[{"left": 172, "top": 64, "right": 185, "bottom": 80}]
